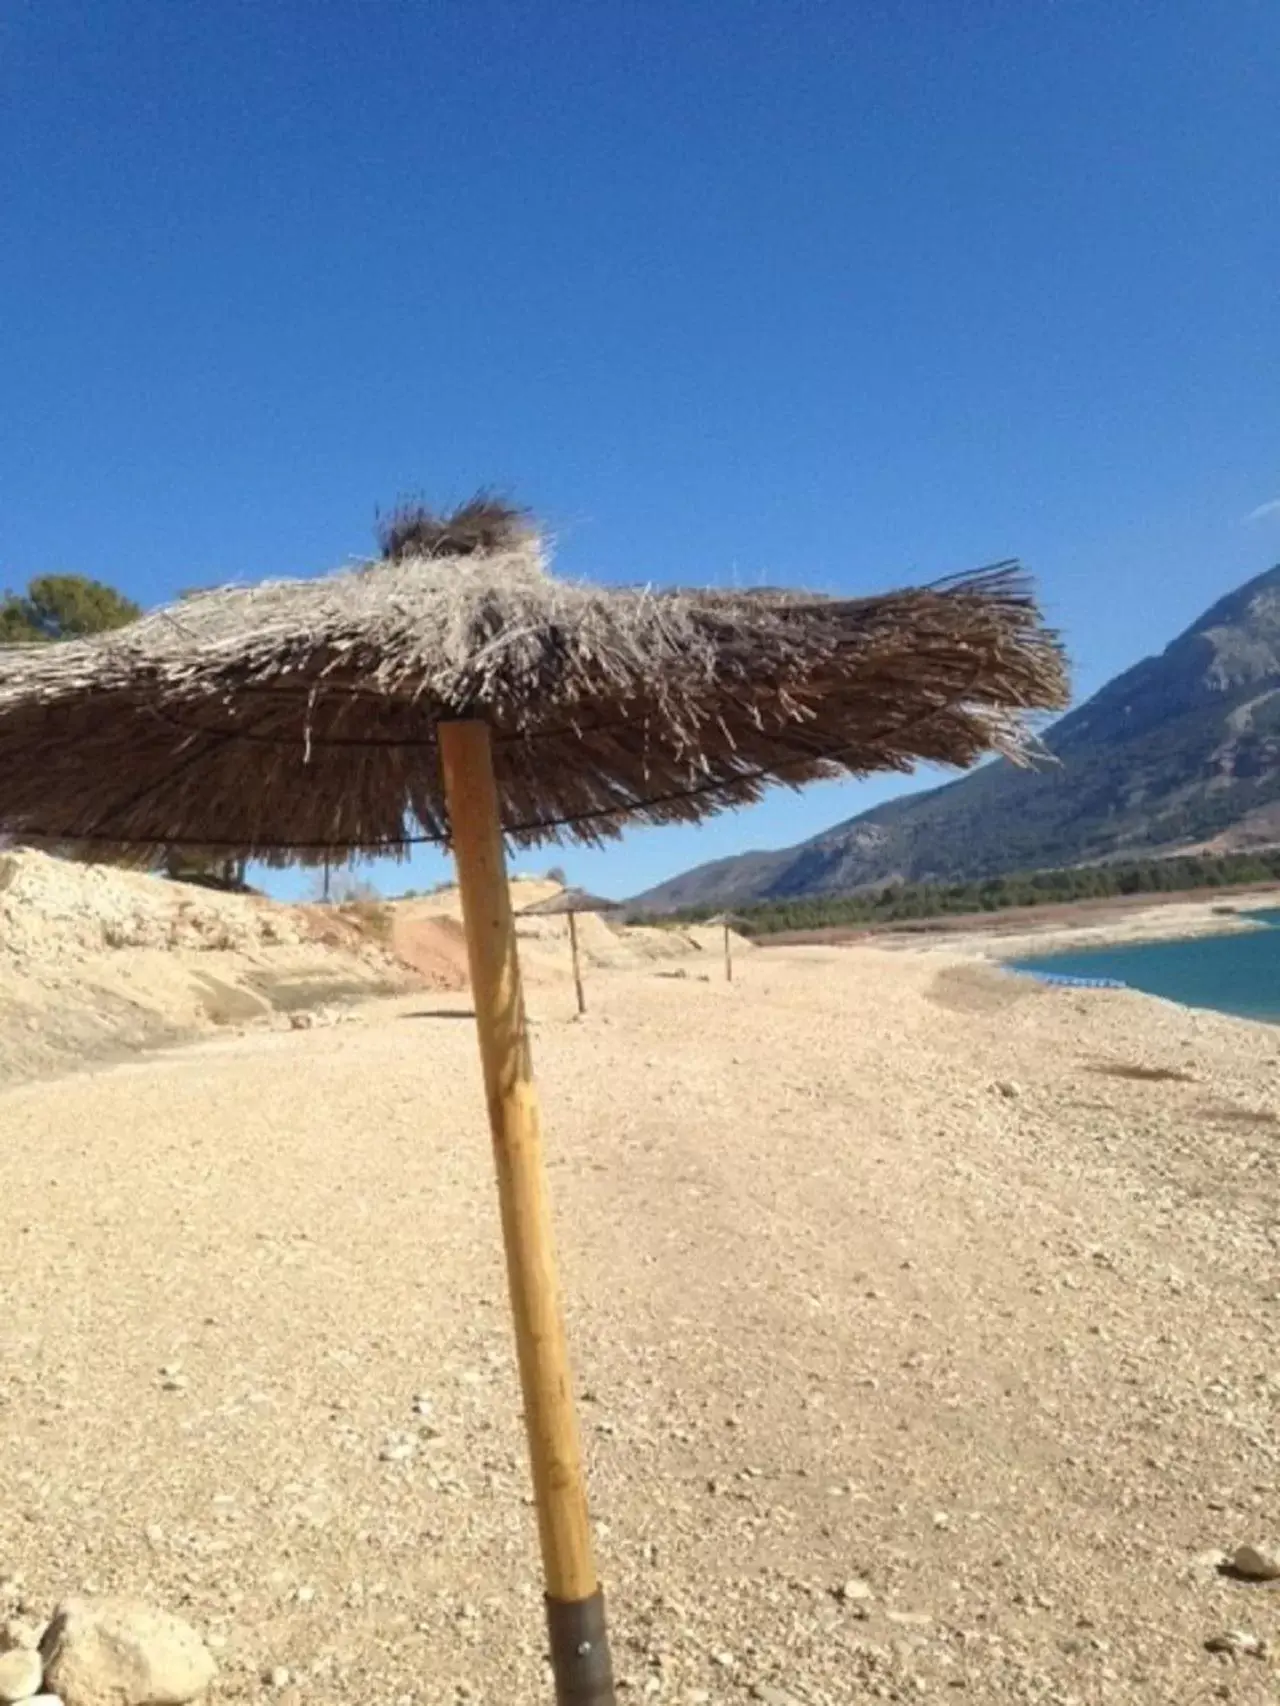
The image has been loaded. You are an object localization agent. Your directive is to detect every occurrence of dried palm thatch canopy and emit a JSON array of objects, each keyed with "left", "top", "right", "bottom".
[
  {"left": 520, "top": 887, "right": 622, "bottom": 918},
  {"left": 0, "top": 500, "right": 1067, "bottom": 863}
]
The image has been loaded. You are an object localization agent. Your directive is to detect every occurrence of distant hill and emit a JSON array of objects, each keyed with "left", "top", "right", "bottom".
[{"left": 632, "top": 563, "right": 1280, "bottom": 912}]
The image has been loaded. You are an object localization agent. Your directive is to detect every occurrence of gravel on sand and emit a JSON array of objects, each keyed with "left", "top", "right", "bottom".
[{"left": 1, "top": 943, "right": 1278, "bottom": 1702}]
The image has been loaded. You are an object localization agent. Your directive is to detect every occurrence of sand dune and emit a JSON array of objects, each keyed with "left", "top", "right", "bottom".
[
  {"left": 0, "top": 850, "right": 413, "bottom": 1083},
  {"left": 0, "top": 861, "right": 751, "bottom": 1084}
]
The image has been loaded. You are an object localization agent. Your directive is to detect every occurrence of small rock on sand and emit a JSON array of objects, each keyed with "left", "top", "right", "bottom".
[
  {"left": 40, "top": 1599, "right": 215, "bottom": 1706},
  {"left": 0, "top": 1649, "right": 43, "bottom": 1703},
  {"left": 1205, "top": 1630, "right": 1269, "bottom": 1657},
  {"left": 1231, "top": 1542, "right": 1280, "bottom": 1581},
  {"left": 835, "top": 1578, "right": 873, "bottom": 1603}
]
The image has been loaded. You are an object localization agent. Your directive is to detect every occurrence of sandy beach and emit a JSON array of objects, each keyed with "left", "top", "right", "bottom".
[
  {"left": 908, "top": 896, "right": 1272, "bottom": 961},
  {"left": 2, "top": 893, "right": 1279, "bottom": 1704}
]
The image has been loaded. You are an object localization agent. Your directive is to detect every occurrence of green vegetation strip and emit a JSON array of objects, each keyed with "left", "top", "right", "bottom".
[{"left": 643, "top": 849, "right": 1280, "bottom": 936}]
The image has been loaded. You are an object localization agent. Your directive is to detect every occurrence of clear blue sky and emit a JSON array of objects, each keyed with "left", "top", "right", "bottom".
[{"left": 3, "top": 2, "right": 1278, "bottom": 899}]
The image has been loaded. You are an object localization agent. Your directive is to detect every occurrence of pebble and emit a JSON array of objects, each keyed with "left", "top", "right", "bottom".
[
  {"left": 1205, "top": 1630, "right": 1269, "bottom": 1657},
  {"left": 265, "top": 1667, "right": 292, "bottom": 1689},
  {"left": 995, "top": 1079, "right": 1022, "bottom": 1099},
  {"left": 749, "top": 1688, "right": 801, "bottom": 1706},
  {"left": 835, "top": 1578, "right": 874, "bottom": 1603},
  {"left": 1230, "top": 1542, "right": 1280, "bottom": 1581},
  {"left": 0, "top": 1650, "right": 42, "bottom": 1703}
]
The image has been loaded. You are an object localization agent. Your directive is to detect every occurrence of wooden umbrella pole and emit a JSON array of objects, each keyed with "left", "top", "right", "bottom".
[
  {"left": 568, "top": 910, "right": 586, "bottom": 1016},
  {"left": 438, "top": 719, "right": 616, "bottom": 1706},
  {"left": 724, "top": 921, "right": 732, "bottom": 983}
]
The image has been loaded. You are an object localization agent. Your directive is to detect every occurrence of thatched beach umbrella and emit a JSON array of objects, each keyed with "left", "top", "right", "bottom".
[
  {"left": 0, "top": 499, "right": 1068, "bottom": 1706},
  {"left": 520, "top": 887, "right": 622, "bottom": 1015},
  {"left": 705, "top": 911, "right": 749, "bottom": 982}
]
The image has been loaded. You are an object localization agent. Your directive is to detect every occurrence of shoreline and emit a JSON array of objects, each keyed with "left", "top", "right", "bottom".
[
  {"left": 948, "top": 898, "right": 1269, "bottom": 964},
  {"left": 898, "top": 892, "right": 1280, "bottom": 1032},
  {"left": 761, "top": 885, "right": 1280, "bottom": 962}
]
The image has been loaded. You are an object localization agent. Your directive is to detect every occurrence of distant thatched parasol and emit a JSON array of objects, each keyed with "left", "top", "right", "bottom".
[
  {"left": 521, "top": 887, "right": 622, "bottom": 917},
  {"left": 704, "top": 911, "right": 750, "bottom": 982},
  {"left": 0, "top": 498, "right": 1068, "bottom": 1706},
  {"left": 520, "top": 887, "right": 622, "bottom": 1016}
]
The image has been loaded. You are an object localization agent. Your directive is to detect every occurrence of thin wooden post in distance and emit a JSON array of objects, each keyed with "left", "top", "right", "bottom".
[
  {"left": 724, "top": 920, "right": 733, "bottom": 983},
  {"left": 568, "top": 910, "right": 586, "bottom": 1015},
  {"left": 438, "top": 719, "right": 615, "bottom": 1706}
]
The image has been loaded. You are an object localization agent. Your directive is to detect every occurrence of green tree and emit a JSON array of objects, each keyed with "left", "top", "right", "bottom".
[{"left": 0, "top": 574, "right": 141, "bottom": 641}]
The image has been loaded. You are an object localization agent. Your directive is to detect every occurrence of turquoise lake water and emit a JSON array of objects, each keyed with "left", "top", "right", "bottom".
[{"left": 1013, "top": 913, "right": 1280, "bottom": 1023}]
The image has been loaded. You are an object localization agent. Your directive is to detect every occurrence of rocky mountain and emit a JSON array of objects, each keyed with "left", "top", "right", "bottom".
[{"left": 633, "top": 562, "right": 1280, "bottom": 912}]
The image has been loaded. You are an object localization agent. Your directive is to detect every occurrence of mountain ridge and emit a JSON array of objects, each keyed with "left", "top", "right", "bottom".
[{"left": 632, "top": 562, "right": 1280, "bottom": 912}]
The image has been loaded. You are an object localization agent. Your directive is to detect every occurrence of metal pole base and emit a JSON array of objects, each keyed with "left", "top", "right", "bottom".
[{"left": 546, "top": 1590, "right": 616, "bottom": 1706}]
